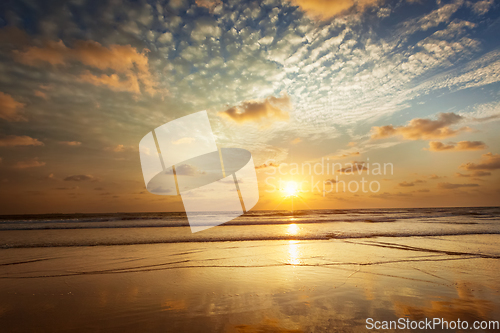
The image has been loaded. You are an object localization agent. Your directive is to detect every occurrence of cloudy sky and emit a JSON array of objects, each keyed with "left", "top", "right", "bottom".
[{"left": 0, "top": 0, "right": 499, "bottom": 214}]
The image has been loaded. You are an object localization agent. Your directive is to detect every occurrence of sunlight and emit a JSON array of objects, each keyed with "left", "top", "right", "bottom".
[
  {"left": 288, "top": 240, "right": 301, "bottom": 266},
  {"left": 283, "top": 181, "right": 298, "bottom": 197},
  {"left": 287, "top": 223, "right": 299, "bottom": 235}
]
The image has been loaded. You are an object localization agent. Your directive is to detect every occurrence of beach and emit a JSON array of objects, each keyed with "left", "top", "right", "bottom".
[{"left": 1, "top": 208, "right": 499, "bottom": 332}]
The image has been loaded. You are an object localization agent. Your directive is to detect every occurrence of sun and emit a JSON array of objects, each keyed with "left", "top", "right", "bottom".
[{"left": 283, "top": 181, "right": 299, "bottom": 197}]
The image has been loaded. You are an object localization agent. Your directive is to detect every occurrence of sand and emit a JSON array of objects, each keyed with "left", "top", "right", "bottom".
[{"left": 1, "top": 234, "right": 499, "bottom": 332}]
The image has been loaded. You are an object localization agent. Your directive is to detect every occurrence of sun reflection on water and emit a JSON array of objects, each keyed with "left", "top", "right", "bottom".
[{"left": 287, "top": 223, "right": 299, "bottom": 235}]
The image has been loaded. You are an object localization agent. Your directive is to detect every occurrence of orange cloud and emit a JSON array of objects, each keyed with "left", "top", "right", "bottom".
[
  {"left": 337, "top": 162, "right": 367, "bottom": 174},
  {"left": 427, "top": 174, "right": 445, "bottom": 179},
  {"left": 460, "top": 153, "right": 500, "bottom": 171},
  {"left": 14, "top": 40, "right": 158, "bottom": 96},
  {"left": 438, "top": 182, "right": 479, "bottom": 189},
  {"left": 218, "top": 94, "right": 291, "bottom": 124},
  {"left": 291, "top": 137, "right": 302, "bottom": 144},
  {"left": 0, "top": 92, "right": 26, "bottom": 122},
  {"left": 255, "top": 162, "right": 280, "bottom": 169},
  {"left": 0, "top": 135, "right": 43, "bottom": 147},
  {"left": 399, "top": 179, "right": 425, "bottom": 187},
  {"left": 455, "top": 171, "right": 491, "bottom": 178},
  {"left": 331, "top": 151, "right": 360, "bottom": 159},
  {"left": 371, "top": 113, "right": 470, "bottom": 140},
  {"left": 34, "top": 90, "right": 48, "bottom": 99},
  {"left": 172, "top": 137, "right": 195, "bottom": 145},
  {"left": 425, "top": 141, "right": 487, "bottom": 151},
  {"left": 291, "top": 0, "right": 380, "bottom": 20},
  {"left": 14, "top": 157, "right": 46, "bottom": 169},
  {"left": 59, "top": 141, "right": 81, "bottom": 146},
  {"left": 80, "top": 71, "right": 140, "bottom": 94},
  {"left": 196, "top": 0, "right": 222, "bottom": 13},
  {"left": 64, "top": 174, "right": 95, "bottom": 181},
  {"left": 107, "top": 144, "right": 135, "bottom": 153}
]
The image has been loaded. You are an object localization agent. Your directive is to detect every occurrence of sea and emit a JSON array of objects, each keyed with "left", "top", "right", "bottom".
[{"left": 0, "top": 207, "right": 499, "bottom": 249}]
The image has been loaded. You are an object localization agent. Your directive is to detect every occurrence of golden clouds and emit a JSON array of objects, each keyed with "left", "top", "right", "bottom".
[
  {"left": 64, "top": 174, "right": 95, "bottom": 181},
  {"left": 14, "top": 157, "right": 46, "bottom": 169},
  {"left": 218, "top": 94, "right": 291, "bottom": 124},
  {"left": 59, "top": 141, "right": 81, "bottom": 146},
  {"left": 438, "top": 182, "right": 479, "bottom": 189},
  {"left": 14, "top": 39, "right": 158, "bottom": 96},
  {"left": 460, "top": 152, "right": 500, "bottom": 171},
  {"left": 371, "top": 113, "right": 470, "bottom": 140},
  {"left": 291, "top": 0, "right": 380, "bottom": 20},
  {"left": 0, "top": 135, "right": 43, "bottom": 147},
  {"left": 255, "top": 161, "right": 280, "bottom": 169},
  {"left": 80, "top": 71, "right": 141, "bottom": 94},
  {"left": 0, "top": 92, "right": 26, "bottom": 122},
  {"left": 425, "top": 141, "right": 487, "bottom": 151},
  {"left": 195, "top": 0, "right": 222, "bottom": 13}
]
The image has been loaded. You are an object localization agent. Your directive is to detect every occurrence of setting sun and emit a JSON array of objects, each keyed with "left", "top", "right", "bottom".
[{"left": 283, "top": 181, "right": 299, "bottom": 197}]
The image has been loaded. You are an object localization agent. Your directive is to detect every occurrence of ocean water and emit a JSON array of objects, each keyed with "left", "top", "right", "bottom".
[{"left": 0, "top": 207, "right": 499, "bottom": 248}]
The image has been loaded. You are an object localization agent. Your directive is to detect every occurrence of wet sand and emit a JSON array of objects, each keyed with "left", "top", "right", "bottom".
[{"left": 1, "top": 234, "right": 499, "bottom": 332}]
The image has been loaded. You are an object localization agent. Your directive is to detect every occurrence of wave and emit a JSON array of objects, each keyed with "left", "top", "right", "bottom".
[{"left": 1, "top": 230, "right": 500, "bottom": 249}]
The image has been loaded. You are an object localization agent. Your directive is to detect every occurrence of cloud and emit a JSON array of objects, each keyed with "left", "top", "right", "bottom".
[
  {"left": 398, "top": 179, "right": 425, "bottom": 187},
  {"left": 255, "top": 162, "right": 280, "bottom": 169},
  {"left": 428, "top": 174, "right": 445, "bottom": 179},
  {"left": 438, "top": 182, "right": 479, "bottom": 189},
  {"left": 337, "top": 162, "right": 367, "bottom": 174},
  {"left": 195, "top": 0, "right": 223, "bottom": 13},
  {"left": 172, "top": 137, "right": 195, "bottom": 145},
  {"left": 107, "top": 145, "right": 135, "bottom": 153},
  {"left": 290, "top": 0, "right": 380, "bottom": 20},
  {"left": 218, "top": 94, "right": 291, "bottom": 124},
  {"left": 14, "top": 40, "right": 158, "bottom": 96},
  {"left": 425, "top": 141, "right": 487, "bottom": 151},
  {"left": 157, "top": 32, "right": 173, "bottom": 44},
  {"left": 460, "top": 153, "right": 500, "bottom": 171},
  {"left": 14, "top": 158, "right": 46, "bottom": 169},
  {"left": 331, "top": 152, "right": 360, "bottom": 159},
  {"left": 0, "top": 135, "right": 44, "bottom": 147},
  {"left": 64, "top": 174, "right": 95, "bottom": 181},
  {"left": 166, "top": 164, "right": 205, "bottom": 176},
  {"left": 467, "top": 0, "right": 494, "bottom": 15},
  {"left": 59, "top": 141, "right": 81, "bottom": 146},
  {"left": 455, "top": 171, "right": 492, "bottom": 178},
  {"left": 79, "top": 71, "right": 141, "bottom": 94},
  {"left": 34, "top": 90, "right": 48, "bottom": 100},
  {"left": 371, "top": 113, "right": 470, "bottom": 140},
  {"left": 371, "top": 191, "right": 412, "bottom": 199},
  {"left": 291, "top": 138, "right": 302, "bottom": 144},
  {"left": 324, "top": 178, "right": 338, "bottom": 184},
  {"left": 190, "top": 18, "right": 222, "bottom": 42},
  {"left": 54, "top": 186, "right": 79, "bottom": 190},
  {"left": 470, "top": 171, "right": 491, "bottom": 177},
  {"left": 0, "top": 92, "right": 26, "bottom": 122}
]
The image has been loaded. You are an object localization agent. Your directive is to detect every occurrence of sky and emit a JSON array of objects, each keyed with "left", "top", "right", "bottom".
[{"left": 0, "top": 0, "right": 499, "bottom": 214}]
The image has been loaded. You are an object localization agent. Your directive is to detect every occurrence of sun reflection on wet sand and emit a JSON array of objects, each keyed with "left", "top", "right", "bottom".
[
  {"left": 288, "top": 240, "right": 301, "bottom": 266},
  {"left": 0, "top": 236, "right": 499, "bottom": 332}
]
